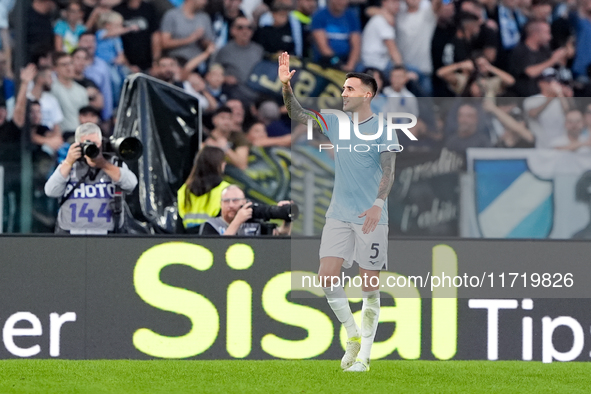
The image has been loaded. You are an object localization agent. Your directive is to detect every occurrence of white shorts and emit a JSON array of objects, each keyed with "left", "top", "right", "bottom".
[{"left": 319, "top": 218, "right": 388, "bottom": 271}]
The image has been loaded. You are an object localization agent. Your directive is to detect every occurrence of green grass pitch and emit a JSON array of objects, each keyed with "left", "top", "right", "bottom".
[{"left": 1, "top": 360, "right": 591, "bottom": 393}]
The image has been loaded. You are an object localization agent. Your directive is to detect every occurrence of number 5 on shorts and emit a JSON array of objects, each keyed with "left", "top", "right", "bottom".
[{"left": 370, "top": 243, "right": 379, "bottom": 259}]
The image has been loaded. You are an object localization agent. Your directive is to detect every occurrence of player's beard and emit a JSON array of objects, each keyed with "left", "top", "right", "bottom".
[{"left": 342, "top": 97, "right": 364, "bottom": 113}]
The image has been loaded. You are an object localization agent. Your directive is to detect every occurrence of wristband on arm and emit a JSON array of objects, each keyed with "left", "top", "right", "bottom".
[{"left": 373, "top": 199, "right": 384, "bottom": 209}]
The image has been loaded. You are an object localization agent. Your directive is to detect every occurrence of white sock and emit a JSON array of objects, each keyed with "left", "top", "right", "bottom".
[
  {"left": 358, "top": 290, "right": 380, "bottom": 363},
  {"left": 323, "top": 286, "right": 360, "bottom": 339}
]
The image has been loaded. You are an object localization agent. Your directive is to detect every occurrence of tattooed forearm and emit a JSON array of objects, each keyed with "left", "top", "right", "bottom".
[
  {"left": 377, "top": 151, "right": 397, "bottom": 201},
  {"left": 282, "top": 83, "right": 321, "bottom": 133}
]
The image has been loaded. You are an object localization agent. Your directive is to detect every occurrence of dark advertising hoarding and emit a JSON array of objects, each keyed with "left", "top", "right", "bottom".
[{"left": 0, "top": 236, "right": 589, "bottom": 363}]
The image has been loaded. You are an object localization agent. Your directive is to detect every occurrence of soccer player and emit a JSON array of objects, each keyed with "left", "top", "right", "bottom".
[{"left": 278, "top": 52, "right": 398, "bottom": 372}]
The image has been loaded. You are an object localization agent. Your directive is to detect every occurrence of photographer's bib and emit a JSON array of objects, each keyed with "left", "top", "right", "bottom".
[{"left": 57, "top": 162, "right": 119, "bottom": 233}]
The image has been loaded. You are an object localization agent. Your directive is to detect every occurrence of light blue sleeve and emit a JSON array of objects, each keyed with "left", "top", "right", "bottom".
[
  {"left": 322, "top": 113, "right": 337, "bottom": 142},
  {"left": 115, "top": 37, "right": 124, "bottom": 54},
  {"left": 54, "top": 20, "right": 67, "bottom": 36},
  {"left": 378, "top": 115, "right": 399, "bottom": 148}
]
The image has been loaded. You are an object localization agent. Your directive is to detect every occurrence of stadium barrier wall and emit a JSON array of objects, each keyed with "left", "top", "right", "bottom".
[{"left": 0, "top": 236, "right": 590, "bottom": 362}]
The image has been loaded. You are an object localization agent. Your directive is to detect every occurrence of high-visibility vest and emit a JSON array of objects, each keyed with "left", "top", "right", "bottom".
[{"left": 177, "top": 181, "right": 231, "bottom": 229}]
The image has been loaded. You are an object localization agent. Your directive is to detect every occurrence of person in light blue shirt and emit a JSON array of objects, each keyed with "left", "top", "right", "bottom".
[
  {"left": 279, "top": 52, "right": 404, "bottom": 373},
  {"left": 54, "top": 1, "right": 87, "bottom": 54}
]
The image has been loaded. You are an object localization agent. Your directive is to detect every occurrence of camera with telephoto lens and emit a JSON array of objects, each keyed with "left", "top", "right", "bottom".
[
  {"left": 78, "top": 137, "right": 144, "bottom": 161},
  {"left": 79, "top": 141, "right": 100, "bottom": 159},
  {"left": 251, "top": 202, "right": 299, "bottom": 222}
]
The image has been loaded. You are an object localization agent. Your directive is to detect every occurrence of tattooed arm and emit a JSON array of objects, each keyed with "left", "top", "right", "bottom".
[
  {"left": 377, "top": 151, "right": 397, "bottom": 201},
  {"left": 278, "top": 52, "right": 322, "bottom": 134},
  {"left": 359, "top": 151, "right": 397, "bottom": 234}
]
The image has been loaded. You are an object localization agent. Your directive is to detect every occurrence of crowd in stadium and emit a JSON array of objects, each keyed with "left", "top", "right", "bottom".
[{"left": 1, "top": 0, "right": 591, "bottom": 232}]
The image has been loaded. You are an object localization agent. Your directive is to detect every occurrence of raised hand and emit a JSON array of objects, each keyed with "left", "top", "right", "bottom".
[
  {"left": 20, "top": 63, "right": 37, "bottom": 84},
  {"left": 278, "top": 52, "right": 296, "bottom": 85}
]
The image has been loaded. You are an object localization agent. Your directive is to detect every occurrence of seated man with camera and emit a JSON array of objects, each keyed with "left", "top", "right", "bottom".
[
  {"left": 200, "top": 185, "right": 295, "bottom": 236},
  {"left": 44, "top": 123, "right": 139, "bottom": 234}
]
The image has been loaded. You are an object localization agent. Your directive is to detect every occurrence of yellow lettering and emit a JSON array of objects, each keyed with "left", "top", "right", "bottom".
[
  {"left": 431, "top": 244, "right": 458, "bottom": 360},
  {"left": 227, "top": 280, "right": 252, "bottom": 358},
  {"left": 261, "top": 271, "right": 333, "bottom": 359},
  {"left": 133, "top": 242, "right": 219, "bottom": 358}
]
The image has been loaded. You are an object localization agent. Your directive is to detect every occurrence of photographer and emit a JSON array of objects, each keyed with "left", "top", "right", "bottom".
[
  {"left": 200, "top": 185, "right": 293, "bottom": 236},
  {"left": 44, "top": 123, "right": 138, "bottom": 234}
]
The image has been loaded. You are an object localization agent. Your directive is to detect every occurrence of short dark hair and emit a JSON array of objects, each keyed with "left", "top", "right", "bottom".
[
  {"left": 214, "top": 106, "right": 233, "bottom": 117},
  {"left": 79, "top": 105, "right": 101, "bottom": 118},
  {"left": 52, "top": 51, "right": 70, "bottom": 67},
  {"left": 79, "top": 31, "right": 95, "bottom": 40},
  {"left": 71, "top": 47, "right": 89, "bottom": 58},
  {"left": 345, "top": 72, "right": 378, "bottom": 97},
  {"left": 391, "top": 65, "right": 407, "bottom": 73},
  {"left": 29, "top": 100, "right": 41, "bottom": 107}
]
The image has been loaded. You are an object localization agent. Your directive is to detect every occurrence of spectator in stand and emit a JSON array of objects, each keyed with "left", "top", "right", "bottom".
[
  {"left": 18, "top": 64, "right": 64, "bottom": 158},
  {"left": 79, "top": 105, "right": 101, "bottom": 125},
  {"left": 203, "top": 106, "right": 249, "bottom": 169},
  {"left": 361, "top": 0, "right": 402, "bottom": 74},
  {"left": 78, "top": 32, "right": 114, "bottom": 124},
  {"left": 444, "top": 10, "right": 498, "bottom": 66},
  {"left": 95, "top": 10, "right": 140, "bottom": 104},
  {"left": 254, "top": 0, "right": 298, "bottom": 56},
  {"left": 95, "top": 11, "right": 138, "bottom": 66},
  {"left": 431, "top": 0, "right": 456, "bottom": 97},
  {"left": 177, "top": 146, "right": 231, "bottom": 233},
  {"left": 27, "top": 0, "right": 56, "bottom": 63},
  {"left": 445, "top": 102, "right": 492, "bottom": 152},
  {"left": 154, "top": 55, "right": 184, "bottom": 87},
  {"left": 529, "top": 0, "right": 553, "bottom": 22},
  {"left": 310, "top": 0, "right": 361, "bottom": 72},
  {"left": 494, "top": 0, "right": 526, "bottom": 70},
  {"left": 27, "top": 66, "right": 64, "bottom": 137},
  {"left": 253, "top": 99, "right": 291, "bottom": 137},
  {"left": 551, "top": 108, "right": 590, "bottom": 151},
  {"left": 257, "top": 0, "right": 314, "bottom": 58},
  {"left": 212, "top": 17, "right": 263, "bottom": 102},
  {"left": 571, "top": 0, "right": 591, "bottom": 83},
  {"left": 459, "top": 0, "right": 499, "bottom": 63},
  {"left": 483, "top": 96, "right": 535, "bottom": 148},
  {"left": 205, "top": 63, "right": 229, "bottom": 108},
  {"left": 245, "top": 120, "right": 292, "bottom": 148},
  {"left": 0, "top": 64, "right": 28, "bottom": 159},
  {"left": 72, "top": 48, "right": 105, "bottom": 117},
  {"left": 184, "top": 70, "right": 218, "bottom": 112},
  {"left": 0, "top": 51, "right": 14, "bottom": 118},
  {"left": 292, "top": 0, "right": 317, "bottom": 58},
  {"left": 226, "top": 98, "right": 246, "bottom": 131},
  {"left": 437, "top": 56, "right": 515, "bottom": 97},
  {"left": 84, "top": 0, "right": 116, "bottom": 31},
  {"left": 395, "top": 0, "right": 442, "bottom": 96},
  {"left": 509, "top": 20, "right": 568, "bottom": 97},
  {"left": 382, "top": 65, "right": 419, "bottom": 116},
  {"left": 209, "top": 0, "right": 245, "bottom": 48},
  {"left": 113, "top": 0, "right": 161, "bottom": 72},
  {"left": 0, "top": 0, "right": 14, "bottom": 79},
  {"left": 523, "top": 67, "right": 572, "bottom": 148},
  {"left": 50, "top": 52, "right": 89, "bottom": 138},
  {"left": 160, "top": 0, "right": 215, "bottom": 68},
  {"left": 54, "top": 1, "right": 87, "bottom": 54}
]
